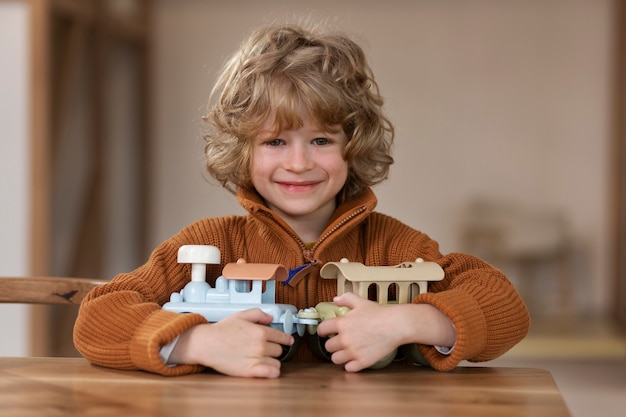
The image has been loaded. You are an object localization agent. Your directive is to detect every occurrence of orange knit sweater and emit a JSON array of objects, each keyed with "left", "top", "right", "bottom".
[{"left": 73, "top": 187, "right": 530, "bottom": 376}]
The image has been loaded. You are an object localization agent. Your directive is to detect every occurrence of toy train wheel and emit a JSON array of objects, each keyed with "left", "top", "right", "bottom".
[
  {"left": 399, "top": 344, "right": 430, "bottom": 367},
  {"left": 278, "top": 335, "right": 300, "bottom": 362},
  {"left": 308, "top": 334, "right": 333, "bottom": 362},
  {"left": 368, "top": 348, "right": 397, "bottom": 369},
  {"left": 308, "top": 333, "right": 399, "bottom": 369}
]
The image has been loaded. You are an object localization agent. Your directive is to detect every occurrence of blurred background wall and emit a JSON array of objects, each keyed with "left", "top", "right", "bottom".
[
  {"left": 150, "top": 0, "right": 615, "bottom": 318},
  {"left": 0, "top": 1, "right": 30, "bottom": 356},
  {"left": 0, "top": 0, "right": 622, "bottom": 356}
]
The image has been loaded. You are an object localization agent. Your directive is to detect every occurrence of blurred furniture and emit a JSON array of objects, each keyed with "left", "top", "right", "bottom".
[
  {"left": 461, "top": 199, "right": 575, "bottom": 318},
  {"left": 0, "top": 276, "right": 106, "bottom": 305},
  {"left": 0, "top": 276, "right": 106, "bottom": 356},
  {"left": 22, "top": 0, "right": 151, "bottom": 356},
  {"left": 613, "top": 0, "right": 626, "bottom": 329},
  {"left": 0, "top": 357, "right": 571, "bottom": 417}
]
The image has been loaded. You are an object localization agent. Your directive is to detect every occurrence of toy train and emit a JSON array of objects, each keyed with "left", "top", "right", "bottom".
[
  {"left": 162, "top": 245, "right": 318, "bottom": 337},
  {"left": 163, "top": 245, "right": 444, "bottom": 366}
]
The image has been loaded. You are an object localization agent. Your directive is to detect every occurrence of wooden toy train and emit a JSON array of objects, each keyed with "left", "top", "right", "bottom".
[{"left": 163, "top": 245, "right": 444, "bottom": 366}]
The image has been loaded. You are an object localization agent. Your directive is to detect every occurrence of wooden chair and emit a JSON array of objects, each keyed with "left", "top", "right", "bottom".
[
  {"left": 0, "top": 276, "right": 108, "bottom": 356},
  {"left": 0, "top": 276, "right": 107, "bottom": 305}
]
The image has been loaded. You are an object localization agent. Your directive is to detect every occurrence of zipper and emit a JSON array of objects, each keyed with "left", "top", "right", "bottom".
[
  {"left": 312, "top": 206, "right": 367, "bottom": 251},
  {"left": 257, "top": 208, "right": 308, "bottom": 253},
  {"left": 258, "top": 205, "right": 368, "bottom": 284},
  {"left": 259, "top": 205, "right": 367, "bottom": 253}
]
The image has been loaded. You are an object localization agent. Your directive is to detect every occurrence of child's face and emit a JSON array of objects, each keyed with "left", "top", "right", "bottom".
[{"left": 251, "top": 113, "right": 348, "bottom": 229}]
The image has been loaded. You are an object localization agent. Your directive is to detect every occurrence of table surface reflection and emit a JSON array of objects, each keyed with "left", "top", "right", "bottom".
[{"left": 0, "top": 357, "right": 570, "bottom": 417}]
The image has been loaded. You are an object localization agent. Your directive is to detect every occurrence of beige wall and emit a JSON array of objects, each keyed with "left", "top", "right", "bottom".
[
  {"left": 0, "top": 1, "right": 31, "bottom": 355},
  {"left": 151, "top": 0, "right": 615, "bottom": 317}
]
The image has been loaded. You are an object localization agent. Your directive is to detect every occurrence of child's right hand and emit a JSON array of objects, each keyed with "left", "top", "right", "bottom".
[{"left": 168, "top": 308, "right": 294, "bottom": 378}]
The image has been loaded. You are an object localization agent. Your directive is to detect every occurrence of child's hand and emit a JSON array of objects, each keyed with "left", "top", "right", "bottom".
[
  {"left": 317, "top": 292, "right": 456, "bottom": 372},
  {"left": 169, "top": 308, "right": 294, "bottom": 378},
  {"left": 317, "top": 293, "right": 404, "bottom": 372}
]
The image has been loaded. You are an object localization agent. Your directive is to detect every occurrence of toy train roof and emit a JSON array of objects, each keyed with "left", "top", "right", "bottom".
[
  {"left": 320, "top": 260, "right": 445, "bottom": 283},
  {"left": 222, "top": 262, "right": 289, "bottom": 282}
]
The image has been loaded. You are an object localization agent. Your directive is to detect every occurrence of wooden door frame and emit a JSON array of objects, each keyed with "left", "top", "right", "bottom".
[
  {"left": 28, "top": 0, "right": 151, "bottom": 356},
  {"left": 613, "top": 0, "right": 626, "bottom": 328}
]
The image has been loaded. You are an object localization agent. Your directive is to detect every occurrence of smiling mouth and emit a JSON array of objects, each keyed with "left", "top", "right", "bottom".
[{"left": 277, "top": 181, "right": 319, "bottom": 192}]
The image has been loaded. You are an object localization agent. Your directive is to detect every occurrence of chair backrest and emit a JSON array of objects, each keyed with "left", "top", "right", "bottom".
[{"left": 0, "top": 276, "right": 107, "bottom": 305}]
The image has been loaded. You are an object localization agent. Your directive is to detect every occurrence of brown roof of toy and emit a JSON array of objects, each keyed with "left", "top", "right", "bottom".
[{"left": 222, "top": 263, "right": 289, "bottom": 282}]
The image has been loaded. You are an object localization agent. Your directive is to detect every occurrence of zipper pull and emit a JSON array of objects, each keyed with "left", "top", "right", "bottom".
[{"left": 284, "top": 260, "right": 318, "bottom": 285}]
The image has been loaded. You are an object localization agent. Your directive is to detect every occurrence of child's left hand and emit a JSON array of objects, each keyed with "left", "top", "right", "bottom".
[
  {"left": 316, "top": 292, "right": 408, "bottom": 372},
  {"left": 317, "top": 292, "right": 456, "bottom": 372}
]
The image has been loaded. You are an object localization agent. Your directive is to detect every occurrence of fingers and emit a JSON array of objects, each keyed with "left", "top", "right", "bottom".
[
  {"left": 248, "top": 361, "right": 282, "bottom": 379},
  {"left": 268, "top": 328, "right": 295, "bottom": 348},
  {"left": 323, "top": 337, "right": 369, "bottom": 372},
  {"left": 228, "top": 356, "right": 283, "bottom": 379},
  {"left": 316, "top": 316, "right": 336, "bottom": 338},
  {"left": 316, "top": 293, "right": 362, "bottom": 338},
  {"left": 332, "top": 292, "right": 364, "bottom": 309},
  {"left": 214, "top": 327, "right": 289, "bottom": 378},
  {"left": 315, "top": 295, "right": 394, "bottom": 371},
  {"left": 234, "top": 308, "right": 295, "bottom": 347},
  {"left": 186, "top": 309, "right": 296, "bottom": 378},
  {"left": 237, "top": 307, "right": 275, "bottom": 325}
]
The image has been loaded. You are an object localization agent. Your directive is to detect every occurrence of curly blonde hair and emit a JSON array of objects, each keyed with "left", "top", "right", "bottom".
[{"left": 203, "top": 22, "right": 394, "bottom": 203}]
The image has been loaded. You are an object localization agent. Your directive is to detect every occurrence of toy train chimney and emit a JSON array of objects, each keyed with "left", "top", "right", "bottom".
[{"left": 177, "top": 245, "right": 221, "bottom": 282}]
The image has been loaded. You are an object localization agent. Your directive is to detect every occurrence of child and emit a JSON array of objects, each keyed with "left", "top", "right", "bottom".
[{"left": 73, "top": 22, "right": 530, "bottom": 379}]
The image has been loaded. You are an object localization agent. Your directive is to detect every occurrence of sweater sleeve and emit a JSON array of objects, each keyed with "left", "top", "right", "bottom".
[
  {"left": 364, "top": 212, "right": 530, "bottom": 371},
  {"left": 413, "top": 252, "right": 531, "bottom": 371},
  {"left": 73, "top": 237, "right": 210, "bottom": 376}
]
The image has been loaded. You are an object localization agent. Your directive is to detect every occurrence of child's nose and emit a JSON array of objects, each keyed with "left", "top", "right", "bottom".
[{"left": 285, "top": 145, "right": 314, "bottom": 171}]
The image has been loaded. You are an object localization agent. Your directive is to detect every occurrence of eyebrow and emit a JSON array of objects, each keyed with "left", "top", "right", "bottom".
[{"left": 256, "top": 130, "right": 330, "bottom": 140}]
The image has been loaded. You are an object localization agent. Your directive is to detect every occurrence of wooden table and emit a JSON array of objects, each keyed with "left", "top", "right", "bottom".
[{"left": 0, "top": 357, "right": 570, "bottom": 417}]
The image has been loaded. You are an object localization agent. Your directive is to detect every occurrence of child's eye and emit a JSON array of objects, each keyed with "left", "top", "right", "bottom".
[
  {"left": 265, "top": 139, "right": 284, "bottom": 147},
  {"left": 312, "top": 137, "right": 330, "bottom": 145}
]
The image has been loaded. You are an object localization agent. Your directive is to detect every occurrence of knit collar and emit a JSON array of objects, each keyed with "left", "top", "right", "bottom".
[
  {"left": 236, "top": 187, "right": 378, "bottom": 245},
  {"left": 237, "top": 187, "right": 377, "bottom": 217}
]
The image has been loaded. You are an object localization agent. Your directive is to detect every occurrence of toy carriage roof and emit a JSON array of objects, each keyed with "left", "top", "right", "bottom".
[
  {"left": 320, "top": 260, "right": 445, "bottom": 283},
  {"left": 222, "top": 262, "right": 289, "bottom": 282}
]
